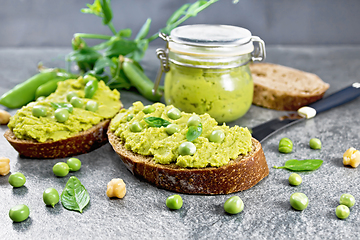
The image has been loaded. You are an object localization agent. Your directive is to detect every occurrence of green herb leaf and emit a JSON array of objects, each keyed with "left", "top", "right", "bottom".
[
  {"left": 117, "top": 28, "right": 132, "bottom": 39},
  {"left": 104, "top": 39, "right": 138, "bottom": 58},
  {"left": 127, "top": 39, "right": 149, "bottom": 62},
  {"left": 166, "top": 4, "right": 190, "bottom": 25},
  {"left": 61, "top": 176, "right": 90, "bottom": 213},
  {"left": 51, "top": 102, "right": 73, "bottom": 113},
  {"left": 93, "top": 57, "right": 117, "bottom": 74},
  {"left": 66, "top": 47, "right": 102, "bottom": 64},
  {"left": 273, "top": 159, "right": 323, "bottom": 171},
  {"left": 144, "top": 117, "right": 171, "bottom": 128},
  {"left": 100, "top": 0, "right": 113, "bottom": 25},
  {"left": 186, "top": 123, "right": 202, "bottom": 142},
  {"left": 135, "top": 18, "right": 152, "bottom": 41}
]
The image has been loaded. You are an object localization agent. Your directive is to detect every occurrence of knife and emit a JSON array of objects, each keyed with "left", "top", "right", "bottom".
[{"left": 251, "top": 82, "right": 360, "bottom": 142}]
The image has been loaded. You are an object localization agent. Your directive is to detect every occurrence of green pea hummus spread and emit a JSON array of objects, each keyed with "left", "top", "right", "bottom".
[
  {"left": 8, "top": 77, "right": 121, "bottom": 142},
  {"left": 109, "top": 101, "right": 252, "bottom": 168}
]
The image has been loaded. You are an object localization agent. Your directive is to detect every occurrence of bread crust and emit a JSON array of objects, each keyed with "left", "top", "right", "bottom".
[
  {"left": 250, "top": 63, "right": 330, "bottom": 111},
  {"left": 4, "top": 120, "right": 110, "bottom": 159},
  {"left": 107, "top": 130, "right": 269, "bottom": 195}
]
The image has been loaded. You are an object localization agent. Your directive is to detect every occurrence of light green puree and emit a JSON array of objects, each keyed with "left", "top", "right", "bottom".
[
  {"left": 110, "top": 101, "right": 252, "bottom": 168},
  {"left": 8, "top": 78, "right": 121, "bottom": 142}
]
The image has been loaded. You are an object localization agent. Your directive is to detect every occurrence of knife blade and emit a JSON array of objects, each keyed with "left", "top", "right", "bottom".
[{"left": 251, "top": 82, "right": 360, "bottom": 142}]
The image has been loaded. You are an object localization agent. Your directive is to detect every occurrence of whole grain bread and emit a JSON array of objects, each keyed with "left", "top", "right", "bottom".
[
  {"left": 107, "top": 130, "right": 269, "bottom": 195},
  {"left": 250, "top": 63, "right": 330, "bottom": 111},
  {"left": 4, "top": 120, "right": 110, "bottom": 159}
]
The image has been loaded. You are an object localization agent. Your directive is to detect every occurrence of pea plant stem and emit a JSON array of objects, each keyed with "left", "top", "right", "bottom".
[{"left": 74, "top": 33, "right": 112, "bottom": 40}]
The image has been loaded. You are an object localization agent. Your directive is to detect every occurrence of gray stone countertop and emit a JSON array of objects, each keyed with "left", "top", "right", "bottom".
[{"left": 0, "top": 46, "right": 360, "bottom": 239}]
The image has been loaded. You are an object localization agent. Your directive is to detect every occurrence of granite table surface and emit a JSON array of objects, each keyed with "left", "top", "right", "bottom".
[{"left": 0, "top": 45, "right": 360, "bottom": 240}]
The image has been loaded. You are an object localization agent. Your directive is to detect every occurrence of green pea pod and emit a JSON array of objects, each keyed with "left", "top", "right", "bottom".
[
  {"left": 0, "top": 71, "right": 58, "bottom": 109},
  {"left": 122, "top": 60, "right": 163, "bottom": 102},
  {"left": 85, "top": 79, "right": 99, "bottom": 99},
  {"left": 100, "top": 0, "right": 113, "bottom": 25},
  {"left": 35, "top": 77, "right": 67, "bottom": 99}
]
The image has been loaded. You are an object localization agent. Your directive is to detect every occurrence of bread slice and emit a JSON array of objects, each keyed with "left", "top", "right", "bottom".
[
  {"left": 250, "top": 63, "right": 330, "bottom": 111},
  {"left": 4, "top": 120, "right": 110, "bottom": 159},
  {"left": 108, "top": 130, "right": 269, "bottom": 195}
]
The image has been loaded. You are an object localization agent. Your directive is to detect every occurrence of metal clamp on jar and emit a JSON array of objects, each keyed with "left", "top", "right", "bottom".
[{"left": 153, "top": 24, "right": 266, "bottom": 123}]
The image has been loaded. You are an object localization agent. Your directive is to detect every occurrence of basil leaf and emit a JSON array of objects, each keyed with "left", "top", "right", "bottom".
[
  {"left": 273, "top": 159, "right": 323, "bottom": 171},
  {"left": 144, "top": 117, "right": 171, "bottom": 128},
  {"left": 61, "top": 176, "right": 90, "bottom": 213},
  {"left": 51, "top": 102, "right": 73, "bottom": 113},
  {"left": 186, "top": 123, "right": 202, "bottom": 142}
]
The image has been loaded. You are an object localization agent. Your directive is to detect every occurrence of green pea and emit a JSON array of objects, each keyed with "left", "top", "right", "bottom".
[
  {"left": 8, "top": 172, "right": 26, "bottom": 188},
  {"left": 85, "top": 100, "right": 98, "bottom": 112},
  {"left": 32, "top": 105, "right": 47, "bottom": 117},
  {"left": 52, "top": 162, "right": 69, "bottom": 177},
  {"left": 166, "top": 194, "right": 183, "bottom": 210},
  {"left": 9, "top": 204, "right": 30, "bottom": 222},
  {"left": 178, "top": 142, "right": 196, "bottom": 156},
  {"left": 309, "top": 138, "right": 322, "bottom": 150},
  {"left": 336, "top": 205, "right": 350, "bottom": 219},
  {"left": 67, "top": 158, "right": 81, "bottom": 172},
  {"left": 209, "top": 130, "right": 225, "bottom": 143},
  {"left": 224, "top": 196, "right": 244, "bottom": 214},
  {"left": 279, "top": 137, "right": 293, "bottom": 153},
  {"left": 166, "top": 124, "right": 180, "bottom": 135},
  {"left": 143, "top": 105, "right": 155, "bottom": 114},
  {"left": 288, "top": 173, "right": 302, "bottom": 186},
  {"left": 130, "top": 121, "right": 143, "bottom": 132},
  {"left": 66, "top": 91, "right": 78, "bottom": 102},
  {"left": 290, "top": 192, "right": 309, "bottom": 210},
  {"left": 167, "top": 108, "right": 181, "bottom": 120},
  {"left": 43, "top": 187, "right": 60, "bottom": 207},
  {"left": 54, "top": 108, "right": 69, "bottom": 123},
  {"left": 70, "top": 97, "right": 84, "bottom": 108},
  {"left": 126, "top": 114, "right": 134, "bottom": 121},
  {"left": 339, "top": 193, "right": 355, "bottom": 208},
  {"left": 187, "top": 115, "right": 201, "bottom": 127}
]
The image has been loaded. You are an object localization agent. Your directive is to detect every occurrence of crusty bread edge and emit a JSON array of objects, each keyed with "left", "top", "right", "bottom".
[{"left": 107, "top": 129, "right": 269, "bottom": 195}]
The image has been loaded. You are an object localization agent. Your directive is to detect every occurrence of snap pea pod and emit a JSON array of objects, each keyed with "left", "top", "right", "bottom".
[
  {"left": 35, "top": 77, "right": 67, "bottom": 99},
  {"left": 122, "top": 60, "right": 163, "bottom": 102}
]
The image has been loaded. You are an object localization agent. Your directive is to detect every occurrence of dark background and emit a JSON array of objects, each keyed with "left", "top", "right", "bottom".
[{"left": 1, "top": 0, "right": 360, "bottom": 48}]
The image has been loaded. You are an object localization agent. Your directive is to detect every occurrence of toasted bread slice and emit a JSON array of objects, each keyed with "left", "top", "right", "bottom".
[
  {"left": 4, "top": 120, "right": 110, "bottom": 159},
  {"left": 108, "top": 129, "right": 269, "bottom": 195},
  {"left": 250, "top": 63, "right": 329, "bottom": 111}
]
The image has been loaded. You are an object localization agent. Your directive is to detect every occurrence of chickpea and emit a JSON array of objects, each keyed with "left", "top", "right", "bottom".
[
  {"left": 0, "top": 110, "right": 11, "bottom": 125},
  {"left": 106, "top": 178, "right": 126, "bottom": 199},
  {"left": 0, "top": 157, "right": 10, "bottom": 176},
  {"left": 343, "top": 147, "right": 360, "bottom": 168}
]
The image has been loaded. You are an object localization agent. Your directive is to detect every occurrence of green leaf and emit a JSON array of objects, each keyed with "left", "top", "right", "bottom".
[
  {"left": 117, "top": 28, "right": 132, "bottom": 39},
  {"left": 66, "top": 47, "right": 101, "bottom": 63},
  {"left": 273, "top": 159, "right": 323, "bottom": 171},
  {"left": 186, "top": 123, "right": 202, "bottom": 142},
  {"left": 61, "top": 176, "right": 90, "bottom": 213},
  {"left": 104, "top": 39, "right": 138, "bottom": 58},
  {"left": 81, "top": 0, "right": 103, "bottom": 17},
  {"left": 144, "top": 117, "right": 171, "bottom": 128},
  {"left": 100, "top": 0, "right": 113, "bottom": 25},
  {"left": 93, "top": 57, "right": 117, "bottom": 74},
  {"left": 135, "top": 18, "right": 152, "bottom": 41},
  {"left": 166, "top": 4, "right": 190, "bottom": 25},
  {"left": 51, "top": 102, "right": 73, "bottom": 113},
  {"left": 127, "top": 39, "right": 149, "bottom": 62}
]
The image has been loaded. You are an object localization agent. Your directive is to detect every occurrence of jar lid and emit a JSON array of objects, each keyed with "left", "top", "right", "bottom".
[{"left": 168, "top": 24, "right": 255, "bottom": 57}]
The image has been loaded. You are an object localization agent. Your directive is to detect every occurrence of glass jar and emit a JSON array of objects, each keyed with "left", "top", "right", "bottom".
[{"left": 155, "top": 24, "right": 266, "bottom": 123}]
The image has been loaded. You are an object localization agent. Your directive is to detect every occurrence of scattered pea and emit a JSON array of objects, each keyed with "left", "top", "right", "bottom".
[
  {"left": 178, "top": 142, "right": 196, "bottom": 156},
  {"left": 209, "top": 130, "right": 225, "bottom": 143},
  {"left": 85, "top": 100, "right": 98, "bottom": 112},
  {"left": 187, "top": 115, "right": 201, "bottom": 127},
  {"left": 129, "top": 121, "right": 143, "bottom": 132},
  {"left": 167, "top": 108, "right": 181, "bottom": 120},
  {"left": 54, "top": 108, "right": 69, "bottom": 123},
  {"left": 143, "top": 105, "right": 155, "bottom": 114},
  {"left": 43, "top": 188, "right": 60, "bottom": 207},
  {"left": 224, "top": 196, "right": 244, "bottom": 214},
  {"left": 32, "top": 105, "right": 47, "bottom": 117},
  {"left": 70, "top": 97, "right": 84, "bottom": 108},
  {"left": 53, "top": 162, "right": 69, "bottom": 177},
  {"left": 67, "top": 158, "right": 81, "bottom": 171},
  {"left": 336, "top": 205, "right": 350, "bottom": 219},
  {"left": 166, "top": 124, "right": 180, "bottom": 135},
  {"left": 340, "top": 193, "right": 355, "bottom": 208},
  {"left": 288, "top": 173, "right": 302, "bottom": 186},
  {"left": 126, "top": 114, "right": 134, "bottom": 121},
  {"left": 8, "top": 172, "right": 26, "bottom": 187},
  {"left": 166, "top": 194, "right": 183, "bottom": 210},
  {"left": 9, "top": 204, "right": 30, "bottom": 222},
  {"left": 290, "top": 192, "right": 309, "bottom": 210},
  {"left": 66, "top": 91, "right": 78, "bottom": 102},
  {"left": 309, "top": 138, "right": 322, "bottom": 150},
  {"left": 279, "top": 137, "right": 293, "bottom": 153}
]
